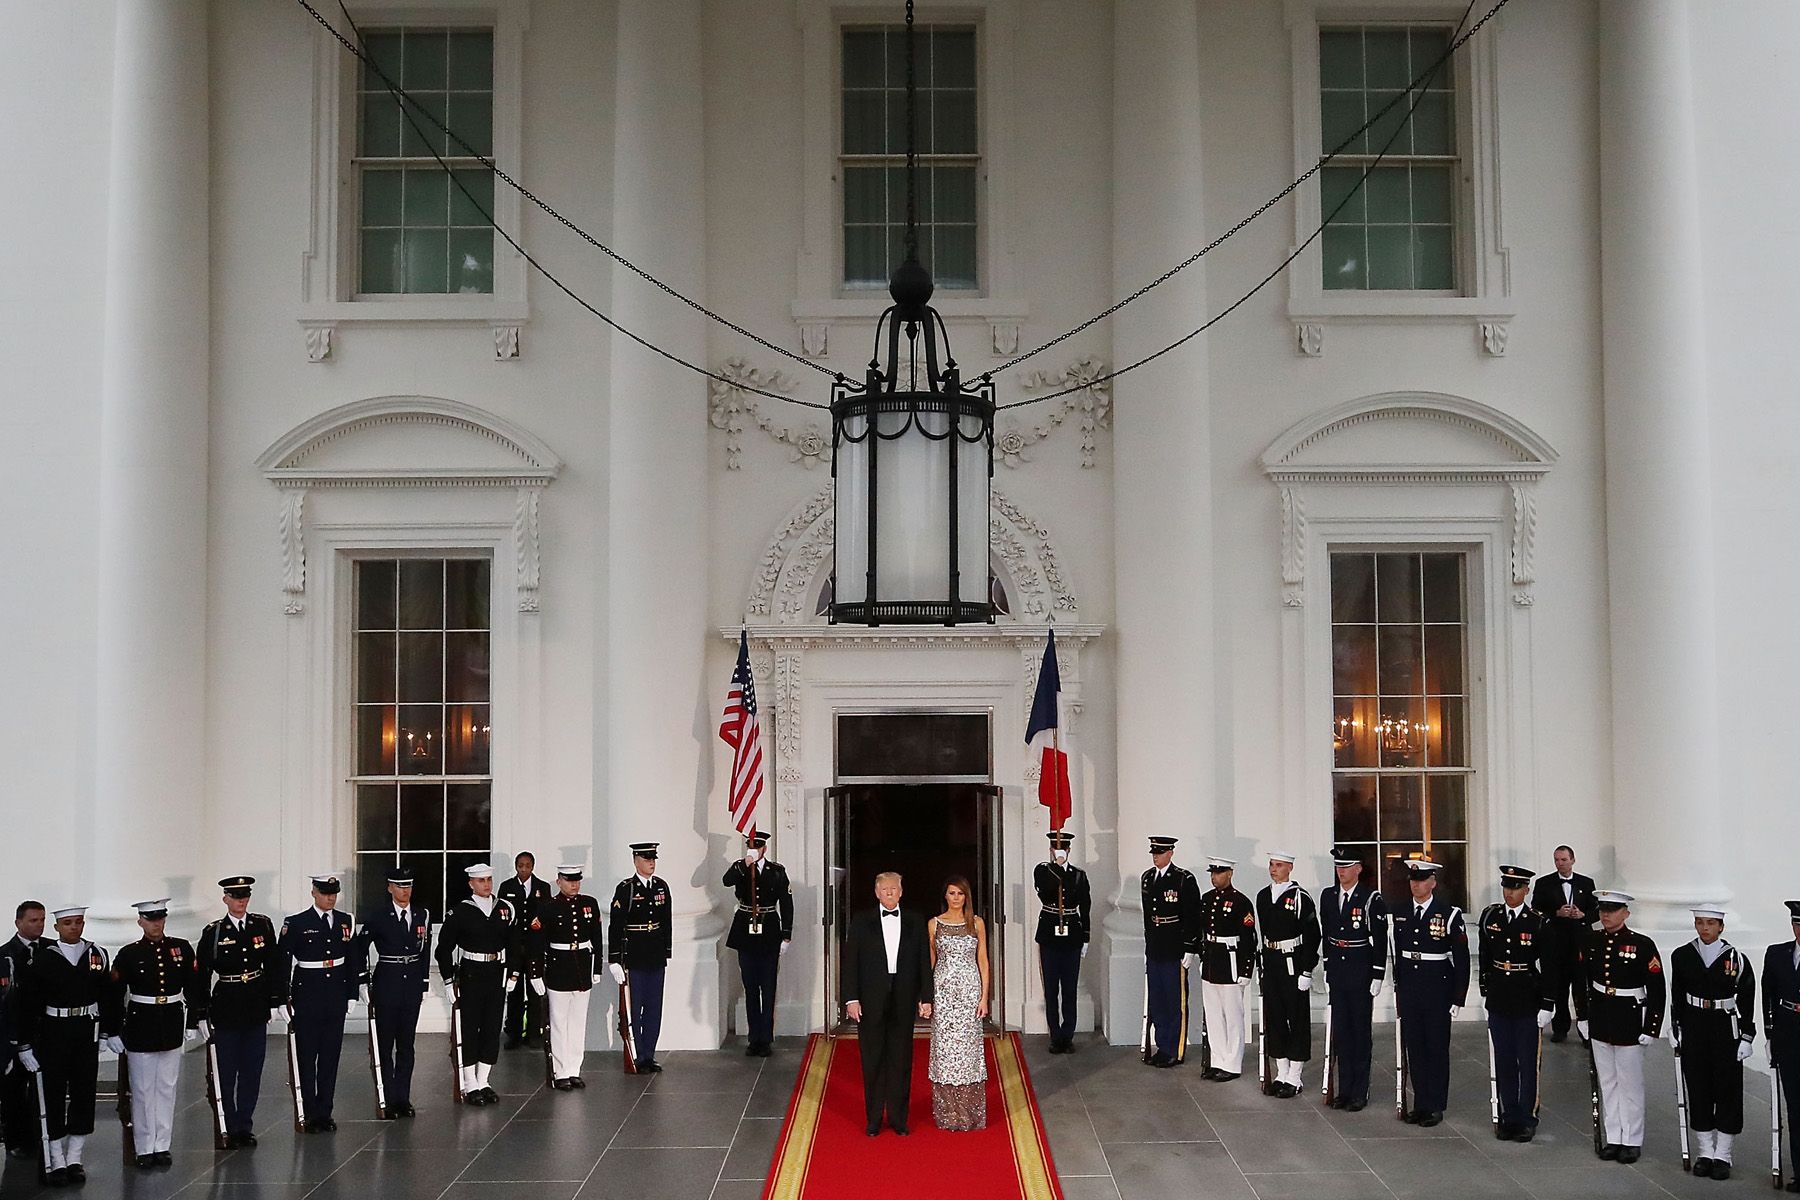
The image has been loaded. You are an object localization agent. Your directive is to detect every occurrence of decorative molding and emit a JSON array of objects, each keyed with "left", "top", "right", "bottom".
[
  {"left": 1279, "top": 486, "right": 1306, "bottom": 607},
  {"left": 1262, "top": 392, "right": 1559, "bottom": 472},
  {"left": 1295, "top": 323, "right": 1324, "bottom": 357},
  {"left": 493, "top": 324, "right": 521, "bottom": 361},
  {"left": 1003, "top": 358, "right": 1112, "bottom": 468},
  {"left": 514, "top": 487, "right": 542, "bottom": 612},
  {"left": 798, "top": 322, "right": 828, "bottom": 358},
  {"left": 304, "top": 324, "right": 334, "bottom": 363},
  {"left": 990, "top": 320, "right": 1020, "bottom": 357},
  {"left": 746, "top": 487, "right": 836, "bottom": 619},
  {"left": 991, "top": 490, "right": 1079, "bottom": 616},
  {"left": 708, "top": 358, "right": 828, "bottom": 470},
  {"left": 1479, "top": 320, "right": 1510, "bottom": 357},
  {"left": 771, "top": 651, "right": 804, "bottom": 785},
  {"left": 1509, "top": 481, "right": 1537, "bottom": 606},
  {"left": 279, "top": 489, "right": 307, "bottom": 615}
]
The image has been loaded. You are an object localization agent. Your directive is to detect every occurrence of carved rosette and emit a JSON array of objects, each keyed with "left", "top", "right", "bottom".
[
  {"left": 1004, "top": 358, "right": 1113, "bottom": 468},
  {"left": 708, "top": 358, "right": 828, "bottom": 470}
]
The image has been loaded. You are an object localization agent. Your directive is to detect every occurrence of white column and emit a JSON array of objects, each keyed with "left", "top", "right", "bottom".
[
  {"left": 1598, "top": 1, "right": 1725, "bottom": 934},
  {"left": 91, "top": 0, "right": 211, "bottom": 943},
  {"left": 605, "top": 0, "right": 721, "bottom": 1048},
  {"left": 1103, "top": 0, "right": 1216, "bottom": 1042}
]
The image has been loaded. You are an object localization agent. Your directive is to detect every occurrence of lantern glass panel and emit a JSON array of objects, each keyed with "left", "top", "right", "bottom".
[
  {"left": 873, "top": 404, "right": 949, "bottom": 602},
  {"left": 834, "top": 409, "right": 872, "bottom": 606}
]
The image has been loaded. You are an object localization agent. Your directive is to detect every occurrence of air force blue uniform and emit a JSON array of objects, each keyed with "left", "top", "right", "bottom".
[
  {"left": 357, "top": 904, "right": 431, "bottom": 1114},
  {"left": 1321, "top": 878, "right": 1389, "bottom": 1107},
  {"left": 1393, "top": 892, "right": 1470, "bottom": 1121},
  {"left": 277, "top": 907, "right": 364, "bottom": 1127}
]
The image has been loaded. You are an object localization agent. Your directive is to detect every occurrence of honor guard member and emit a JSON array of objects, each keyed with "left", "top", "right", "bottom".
[
  {"left": 1478, "top": 865, "right": 1555, "bottom": 1142},
  {"left": 724, "top": 834, "right": 794, "bottom": 1059},
  {"left": 277, "top": 872, "right": 365, "bottom": 1132},
  {"left": 436, "top": 863, "right": 519, "bottom": 1104},
  {"left": 108, "top": 900, "right": 201, "bottom": 1169},
  {"left": 12, "top": 905, "right": 119, "bottom": 1185},
  {"left": 1140, "top": 836, "right": 1201, "bottom": 1068},
  {"left": 193, "top": 876, "right": 282, "bottom": 1147},
  {"left": 1257, "top": 850, "right": 1321, "bottom": 1096},
  {"left": 1392, "top": 859, "right": 1469, "bottom": 1126},
  {"left": 533, "top": 865, "right": 603, "bottom": 1087},
  {"left": 1, "top": 901, "right": 45, "bottom": 1160},
  {"left": 356, "top": 868, "right": 431, "bottom": 1118},
  {"left": 1195, "top": 857, "right": 1255, "bottom": 1081},
  {"left": 1033, "top": 831, "right": 1090, "bottom": 1056},
  {"left": 1763, "top": 901, "right": 1800, "bottom": 1193},
  {"left": 1672, "top": 903, "right": 1756, "bottom": 1179},
  {"left": 609, "top": 843, "right": 673, "bottom": 1073},
  {"left": 1321, "top": 847, "right": 1389, "bottom": 1109},
  {"left": 499, "top": 852, "right": 549, "bottom": 1049},
  {"left": 1573, "top": 889, "right": 1665, "bottom": 1163},
  {"left": 1532, "top": 846, "right": 1599, "bottom": 1041}
]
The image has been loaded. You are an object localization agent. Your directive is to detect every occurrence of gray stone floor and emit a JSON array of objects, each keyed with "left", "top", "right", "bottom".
[{"left": 0, "top": 1026, "right": 1779, "bottom": 1199}]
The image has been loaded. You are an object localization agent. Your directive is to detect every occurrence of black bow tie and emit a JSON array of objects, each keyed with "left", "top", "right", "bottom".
[{"left": 882, "top": 909, "right": 899, "bottom": 918}]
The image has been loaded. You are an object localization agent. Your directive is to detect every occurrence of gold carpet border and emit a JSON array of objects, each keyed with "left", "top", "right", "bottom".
[
  {"left": 764, "top": 1035, "right": 835, "bottom": 1200},
  {"left": 996, "top": 1033, "right": 1061, "bottom": 1200}
]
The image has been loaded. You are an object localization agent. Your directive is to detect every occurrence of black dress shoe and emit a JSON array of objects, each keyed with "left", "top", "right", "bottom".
[
  {"left": 1279, "top": 1083, "right": 1301, "bottom": 1099},
  {"left": 1152, "top": 1057, "right": 1179, "bottom": 1069},
  {"left": 1513, "top": 1125, "right": 1534, "bottom": 1143},
  {"left": 238, "top": 1131, "right": 259, "bottom": 1146},
  {"left": 1403, "top": 1110, "right": 1422, "bottom": 1124},
  {"left": 641, "top": 1060, "right": 663, "bottom": 1074},
  {"left": 1200, "top": 1067, "right": 1219, "bottom": 1080},
  {"left": 893, "top": 1126, "right": 910, "bottom": 1136},
  {"left": 867, "top": 1124, "right": 880, "bottom": 1137},
  {"left": 1598, "top": 1143, "right": 1619, "bottom": 1160},
  {"left": 1711, "top": 1160, "right": 1731, "bottom": 1180},
  {"left": 553, "top": 1078, "right": 574, "bottom": 1091},
  {"left": 64, "top": 1163, "right": 85, "bottom": 1182},
  {"left": 1549, "top": 1030, "right": 1567, "bottom": 1043},
  {"left": 1496, "top": 1121, "right": 1514, "bottom": 1140},
  {"left": 318, "top": 1117, "right": 338, "bottom": 1131},
  {"left": 42, "top": 1166, "right": 68, "bottom": 1187},
  {"left": 136, "top": 1154, "right": 157, "bottom": 1170},
  {"left": 1418, "top": 1112, "right": 1442, "bottom": 1128},
  {"left": 1215, "top": 1070, "right": 1240, "bottom": 1082},
  {"left": 745, "top": 1043, "right": 760, "bottom": 1057},
  {"left": 401, "top": 1104, "right": 416, "bottom": 1117},
  {"left": 1693, "top": 1156, "right": 1713, "bottom": 1175},
  {"left": 1330, "top": 1097, "right": 1349, "bottom": 1110},
  {"left": 155, "top": 1151, "right": 172, "bottom": 1166},
  {"left": 1345, "top": 1100, "right": 1366, "bottom": 1112},
  {"left": 1782, "top": 1175, "right": 1798, "bottom": 1191},
  {"left": 1618, "top": 1146, "right": 1640, "bottom": 1164},
  {"left": 570, "top": 1076, "right": 587, "bottom": 1088}
]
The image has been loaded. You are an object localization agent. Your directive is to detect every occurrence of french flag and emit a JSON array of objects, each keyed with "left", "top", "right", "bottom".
[{"left": 1026, "top": 629, "right": 1072, "bottom": 831}]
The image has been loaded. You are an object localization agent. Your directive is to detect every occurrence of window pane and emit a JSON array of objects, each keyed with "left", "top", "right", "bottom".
[
  {"left": 1410, "top": 92, "right": 1452, "bottom": 155},
  {"left": 1413, "top": 225, "right": 1454, "bottom": 290},
  {"left": 1378, "top": 774, "right": 1423, "bottom": 840},
  {"left": 448, "top": 229, "right": 494, "bottom": 294},
  {"left": 1377, "top": 625, "right": 1422, "bottom": 696},
  {"left": 1320, "top": 92, "right": 1366, "bottom": 156},
  {"left": 401, "top": 30, "right": 447, "bottom": 89},
  {"left": 844, "top": 166, "right": 886, "bottom": 225},
  {"left": 888, "top": 164, "right": 927, "bottom": 225},
  {"left": 446, "top": 783, "right": 492, "bottom": 849},
  {"left": 357, "top": 705, "right": 396, "bottom": 775},
  {"left": 361, "top": 229, "right": 403, "bottom": 293},
  {"left": 1424, "top": 625, "right": 1464, "bottom": 695},
  {"left": 1421, "top": 553, "right": 1464, "bottom": 622},
  {"left": 1333, "top": 774, "right": 1377, "bottom": 841},
  {"left": 1364, "top": 30, "right": 1409, "bottom": 89},
  {"left": 356, "top": 854, "right": 395, "bottom": 917},
  {"left": 362, "top": 34, "right": 403, "bottom": 89},
  {"left": 1426, "top": 842, "right": 1468, "bottom": 910},
  {"left": 357, "top": 784, "right": 397, "bottom": 851},
  {"left": 448, "top": 31, "right": 493, "bottom": 90},
  {"left": 398, "top": 704, "right": 442, "bottom": 774},
  {"left": 842, "top": 90, "right": 886, "bottom": 155},
  {"left": 401, "top": 852, "right": 445, "bottom": 919},
  {"left": 361, "top": 92, "right": 402, "bottom": 158},
  {"left": 1426, "top": 774, "right": 1467, "bottom": 841},
  {"left": 1332, "top": 624, "right": 1377, "bottom": 696},
  {"left": 445, "top": 560, "right": 490, "bottom": 629},
  {"left": 1321, "top": 225, "right": 1364, "bottom": 290},
  {"left": 843, "top": 30, "right": 885, "bottom": 88},
  {"left": 362, "top": 169, "right": 402, "bottom": 227},
  {"left": 1330, "top": 553, "right": 1376, "bottom": 622},
  {"left": 1376, "top": 554, "right": 1421, "bottom": 622},
  {"left": 399, "top": 782, "right": 444, "bottom": 851},
  {"left": 1367, "top": 92, "right": 1411, "bottom": 155},
  {"left": 1410, "top": 164, "right": 1453, "bottom": 225},
  {"left": 358, "top": 561, "right": 397, "bottom": 629},
  {"left": 1426, "top": 696, "right": 1467, "bottom": 767},
  {"left": 1411, "top": 28, "right": 1451, "bottom": 87},
  {"left": 1381, "top": 845, "right": 1425, "bottom": 910},
  {"left": 447, "top": 91, "right": 493, "bottom": 157},
  {"left": 445, "top": 632, "right": 490, "bottom": 703},
  {"left": 445, "top": 852, "right": 488, "bottom": 909},
  {"left": 357, "top": 632, "right": 396, "bottom": 704},
  {"left": 399, "top": 560, "right": 445, "bottom": 629},
  {"left": 403, "top": 228, "right": 449, "bottom": 293},
  {"left": 1321, "top": 166, "right": 1366, "bottom": 224},
  {"left": 445, "top": 705, "right": 491, "bottom": 775},
  {"left": 398, "top": 632, "right": 443, "bottom": 704},
  {"left": 402, "top": 170, "right": 448, "bottom": 228},
  {"left": 1379, "top": 698, "right": 1427, "bottom": 767},
  {"left": 932, "top": 90, "right": 976, "bottom": 154},
  {"left": 449, "top": 169, "right": 494, "bottom": 227},
  {"left": 934, "top": 29, "right": 976, "bottom": 89},
  {"left": 1334, "top": 697, "right": 1379, "bottom": 768},
  {"left": 935, "top": 165, "right": 976, "bottom": 224},
  {"left": 399, "top": 93, "right": 449, "bottom": 158},
  {"left": 1366, "top": 168, "right": 1410, "bottom": 224},
  {"left": 935, "top": 225, "right": 977, "bottom": 290},
  {"left": 844, "top": 224, "right": 888, "bottom": 288},
  {"left": 1366, "top": 224, "right": 1413, "bottom": 288},
  {"left": 1319, "top": 30, "right": 1363, "bottom": 91}
]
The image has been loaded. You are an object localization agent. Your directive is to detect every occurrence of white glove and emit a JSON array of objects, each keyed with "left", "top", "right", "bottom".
[
  {"left": 1536, "top": 1009, "right": 1552, "bottom": 1031},
  {"left": 1370, "top": 979, "right": 1383, "bottom": 998},
  {"left": 1297, "top": 973, "right": 1312, "bottom": 993},
  {"left": 1181, "top": 953, "right": 1197, "bottom": 970},
  {"left": 609, "top": 962, "right": 626, "bottom": 985},
  {"left": 184, "top": 1027, "right": 199, "bottom": 1043},
  {"left": 530, "top": 976, "right": 546, "bottom": 996},
  {"left": 285, "top": 1003, "right": 296, "bottom": 1022},
  {"left": 507, "top": 973, "right": 520, "bottom": 991},
  {"left": 103, "top": 1036, "right": 126, "bottom": 1055},
  {"left": 1449, "top": 1005, "right": 1461, "bottom": 1018},
  {"left": 1738, "top": 1039, "right": 1755, "bottom": 1062},
  {"left": 1079, "top": 944, "right": 1088, "bottom": 959},
  {"left": 18, "top": 1048, "right": 39, "bottom": 1073},
  {"left": 745, "top": 851, "right": 759, "bottom": 865},
  {"left": 779, "top": 940, "right": 791, "bottom": 957},
  {"left": 359, "top": 984, "right": 370, "bottom": 1005},
  {"left": 198, "top": 1020, "right": 212, "bottom": 1042},
  {"left": 1576, "top": 1019, "right": 1589, "bottom": 1041}
]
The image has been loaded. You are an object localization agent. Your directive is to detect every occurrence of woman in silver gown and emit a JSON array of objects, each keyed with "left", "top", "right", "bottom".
[{"left": 928, "top": 876, "right": 991, "bottom": 1131}]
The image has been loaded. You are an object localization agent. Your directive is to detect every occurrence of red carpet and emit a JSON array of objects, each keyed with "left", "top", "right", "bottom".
[{"left": 762, "top": 1032, "right": 1061, "bottom": 1200}]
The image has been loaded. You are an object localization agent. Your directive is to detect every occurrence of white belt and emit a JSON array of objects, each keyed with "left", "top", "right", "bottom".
[
  {"left": 460, "top": 951, "right": 503, "bottom": 963},
  {"left": 1684, "top": 994, "right": 1737, "bottom": 1011},
  {"left": 1490, "top": 962, "right": 1532, "bottom": 973},
  {"left": 1040, "top": 906, "right": 1082, "bottom": 916},
  {"left": 295, "top": 957, "right": 347, "bottom": 969},
  {"left": 1265, "top": 937, "right": 1303, "bottom": 952},
  {"left": 1207, "top": 935, "right": 1241, "bottom": 946},
  {"left": 377, "top": 954, "right": 420, "bottom": 964},
  {"left": 45, "top": 1004, "right": 98, "bottom": 1018},
  {"left": 1150, "top": 916, "right": 1182, "bottom": 926},
  {"left": 1328, "top": 938, "right": 1372, "bottom": 949},
  {"left": 548, "top": 942, "right": 591, "bottom": 952},
  {"left": 1592, "top": 981, "right": 1647, "bottom": 1000},
  {"left": 217, "top": 971, "right": 262, "bottom": 983},
  {"left": 738, "top": 904, "right": 783, "bottom": 916},
  {"left": 127, "top": 992, "right": 183, "bottom": 1006},
  {"left": 1399, "top": 950, "right": 1450, "bottom": 962}
]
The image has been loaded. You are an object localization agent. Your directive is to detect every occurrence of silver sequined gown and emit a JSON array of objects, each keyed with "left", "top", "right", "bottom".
[{"left": 928, "top": 919, "right": 987, "bottom": 1131}]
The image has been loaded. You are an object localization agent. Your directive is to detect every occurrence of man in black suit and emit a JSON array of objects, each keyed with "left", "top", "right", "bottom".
[
  {"left": 841, "top": 872, "right": 933, "bottom": 1136},
  {"left": 1530, "top": 845, "right": 1598, "bottom": 1041},
  {"left": 1, "top": 901, "right": 45, "bottom": 1160},
  {"left": 1762, "top": 900, "right": 1800, "bottom": 1192}
]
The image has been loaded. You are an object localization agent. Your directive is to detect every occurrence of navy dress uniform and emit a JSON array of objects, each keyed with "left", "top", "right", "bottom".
[
  {"left": 277, "top": 872, "right": 365, "bottom": 1131},
  {"left": 723, "top": 835, "right": 793, "bottom": 1059},
  {"left": 193, "top": 876, "right": 282, "bottom": 1147},
  {"left": 1321, "top": 847, "right": 1389, "bottom": 1109},
  {"left": 1196, "top": 856, "right": 1256, "bottom": 1081},
  {"left": 1033, "top": 831, "right": 1091, "bottom": 1056},
  {"left": 108, "top": 899, "right": 202, "bottom": 1167},
  {"left": 1, "top": 920, "right": 41, "bottom": 1160},
  {"left": 498, "top": 863, "right": 550, "bottom": 1049},
  {"left": 532, "top": 865, "right": 604, "bottom": 1086},
  {"left": 609, "top": 843, "right": 674, "bottom": 1073},
  {"left": 1671, "top": 904, "right": 1756, "bottom": 1179},
  {"left": 355, "top": 869, "right": 431, "bottom": 1118},
  {"left": 1477, "top": 865, "right": 1554, "bottom": 1141},
  {"left": 1256, "top": 850, "right": 1321, "bottom": 1096},
  {"left": 1392, "top": 859, "right": 1469, "bottom": 1125},
  {"left": 1573, "top": 889, "right": 1665, "bottom": 1163},
  {"left": 12, "top": 906, "right": 120, "bottom": 1184},
  {"left": 1141, "top": 836, "right": 1202, "bottom": 1068},
  {"left": 435, "top": 863, "right": 521, "bottom": 1104},
  {"left": 1762, "top": 901, "right": 1800, "bottom": 1193}
]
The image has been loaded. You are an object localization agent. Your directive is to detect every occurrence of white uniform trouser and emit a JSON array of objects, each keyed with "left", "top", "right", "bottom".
[
  {"left": 1201, "top": 981, "right": 1247, "bottom": 1074},
  {"left": 547, "top": 988, "right": 591, "bottom": 1079},
  {"left": 1695, "top": 1129, "right": 1735, "bottom": 1164},
  {"left": 1593, "top": 1040, "right": 1646, "bottom": 1146},
  {"left": 460, "top": 1062, "right": 494, "bottom": 1092},
  {"left": 128, "top": 1048, "right": 182, "bottom": 1154}
]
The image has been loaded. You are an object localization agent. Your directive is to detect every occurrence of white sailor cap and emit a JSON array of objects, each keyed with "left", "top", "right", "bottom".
[
  {"left": 555, "top": 864, "right": 585, "bottom": 880},
  {"left": 50, "top": 906, "right": 88, "bottom": 920},
  {"left": 1267, "top": 849, "right": 1296, "bottom": 865},
  {"left": 1595, "top": 889, "right": 1634, "bottom": 907},
  {"left": 309, "top": 872, "right": 343, "bottom": 894},
  {"left": 464, "top": 863, "right": 496, "bottom": 879},
  {"left": 1689, "top": 904, "right": 1727, "bottom": 920},
  {"left": 132, "top": 899, "right": 172, "bottom": 918},
  {"left": 1402, "top": 858, "right": 1443, "bottom": 877},
  {"left": 1206, "top": 857, "right": 1237, "bottom": 871}
]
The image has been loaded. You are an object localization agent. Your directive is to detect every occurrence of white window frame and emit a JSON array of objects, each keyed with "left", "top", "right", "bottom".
[
  {"left": 791, "top": 0, "right": 1027, "bottom": 359},
  {"left": 1284, "top": 0, "right": 1514, "bottom": 331},
  {"left": 300, "top": 2, "right": 528, "bottom": 330}
]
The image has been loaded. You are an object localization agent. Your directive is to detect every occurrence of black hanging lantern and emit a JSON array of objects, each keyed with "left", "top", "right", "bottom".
[{"left": 829, "top": 1, "right": 995, "bottom": 626}]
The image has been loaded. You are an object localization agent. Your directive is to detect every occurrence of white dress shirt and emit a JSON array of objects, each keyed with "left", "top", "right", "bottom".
[{"left": 880, "top": 905, "right": 902, "bottom": 974}]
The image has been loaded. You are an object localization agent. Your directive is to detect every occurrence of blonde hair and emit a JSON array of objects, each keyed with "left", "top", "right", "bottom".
[{"left": 874, "top": 871, "right": 902, "bottom": 887}]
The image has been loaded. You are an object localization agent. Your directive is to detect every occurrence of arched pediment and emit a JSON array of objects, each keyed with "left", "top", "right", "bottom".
[
  {"left": 256, "top": 395, "right": 561, "bottom": 487},
  {"left": 1261, "top": 392, "right": 1556, "bottom": 483},
  {"left": 745, "top": 484, "right": 1080, "bottom": 624}
]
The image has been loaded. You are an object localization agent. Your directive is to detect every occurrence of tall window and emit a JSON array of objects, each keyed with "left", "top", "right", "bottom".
[
  {"left": 1318, "top": 25, "right": 1457, "bottom": 292},
  {"left": 353, "top": 558, "right": 493, "bottom": 919},
  {"left": 356, "top": 28, "right": 496, "bottom": 295},
  {"left": 1330, "top": 552, "right": 1470, "bottom": 909},
  {"left": 840, "top": 25, "right": 978, "bottom": 291}
]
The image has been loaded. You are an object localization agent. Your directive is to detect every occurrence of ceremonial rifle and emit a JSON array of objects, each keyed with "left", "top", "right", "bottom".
[
  {"left": 1673, "top": 1026, "right": 1691, "bottom": 1171},
  {"left": 284, "top": 1008, "right": 306, "bottom": 1131},
  {"left": 1485, "top": 1023, "right": 1501, "bottom": 1138},
  {"left": 201, "top": 1030, "right": 230, "bottom": 1150},
  {"left": 366, "top": 1002, "right": 390, "bottom": 1119},
  {"left": 115, "top": 1042, "right": 134, "bottom": 1163},
  {"left": 1321, "top": 1001, "right": 1334, "bottom": 1105},
  {"left": 1773, "top": 1053, "right": 1784, "bottom": 1190},
  {"left": 448, "top": 979, "right": 467, "bottom": 1103}
]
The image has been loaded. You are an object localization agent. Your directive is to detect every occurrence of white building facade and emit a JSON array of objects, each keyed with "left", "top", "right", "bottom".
[{"left": 4, "top": 0, "right": 1798, "bottom": 1050}]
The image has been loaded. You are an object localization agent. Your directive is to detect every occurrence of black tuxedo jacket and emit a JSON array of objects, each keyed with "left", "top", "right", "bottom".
[
  {"left": 1530, "top": 871, "right": 1598, "bottom": 929},
  {"left": 841, "top": 907, "right": 933, "bottom": 1022}
]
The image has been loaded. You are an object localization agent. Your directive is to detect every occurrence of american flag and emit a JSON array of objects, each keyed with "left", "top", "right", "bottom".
[{"left": 719, "top": 628, "right": 764, "bottom": 837}]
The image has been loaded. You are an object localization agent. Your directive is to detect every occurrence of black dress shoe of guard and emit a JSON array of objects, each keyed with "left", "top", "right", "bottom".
[
  {"left": 42, "top": 1167, "right": 68, "bottom": 1187},
  {"left": 1711, "top": 1160, "right": 1731, "bottom": 1180},
  {"left": 318, "top": 1118, "right": 338, "bottom": 1131},
  {"left": 401, "top": 1104, "right": 416, "bottom": 1117},
  {"left": 1403, "top": 1110, "right": 1422, "bottom": 1124},
  {"left": 1418, "top": 1111, "right": 1443, "bottom": 1127},
  {"left": 154, "top": 1151, "right": 172, "bottom": 1166},
  {"left": 1599, "top": 1143, "right": 1619, "bottom": 1160},
  {"left": 1618, "top": 1146, "right": 1640, "bottom": 1164},
  {"left": 135, "top": 1155, "right": 157, "bottom": 1170},
  {"left": 1513, "top": 1125, "right": 1535, "bottom": 1143},
  {"left": 1549, "top": 1031, "right": 1567, "bottom": 1043},
  {"left": 1785, "top": 1178, "right": 1800, "bottom": 1192},
  {"left": 1215, "top": 1070, "right": 1240, "bottom": 1082},
  {"left": 866, "top": 1124, "right": 880, "bottom": 1137},
  {"left": 1345, "top": 1100, "right": 1366, "bottom": 1112},
  {"left": 570, "top": 1076, "right": 588, "bottom": 1088},
  {"left": 64, "top": 1164, "right": 85, "bottom": 1182}
]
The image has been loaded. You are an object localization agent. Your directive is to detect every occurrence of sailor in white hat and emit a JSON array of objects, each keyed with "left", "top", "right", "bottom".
[
  {"left": 434, "top": 863, "right": 521, "bottom": 1103},
  {"left": 1195, "top": 856, "right": 1256, "bottom": 1082},
  {"left": 1255, "top": 850, "right": 1321, "bottom": 1096},
  {"left": 12, "top": 905, "right": 113, "bottom": 1185},
  {"left": 111, "top": 899, "right": 200, "bottom": 1168},
  {"left": 1573, "top": 890, "right": 1665, "bottom": 1164},
  {"left": 1671, "top": 903, "right": 1757, "bottom": 1179},
  {"left": 532, "top": 864, "right": 604, "bottom": 1088}
]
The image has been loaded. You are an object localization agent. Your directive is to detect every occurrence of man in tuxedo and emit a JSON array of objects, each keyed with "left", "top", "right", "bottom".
[
  {"left": 1530, "top": 845, "right": 1598, "bottom": 1041},
  {"left": 841, "top": 872, "right": 933, "bottom": 1136}
]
